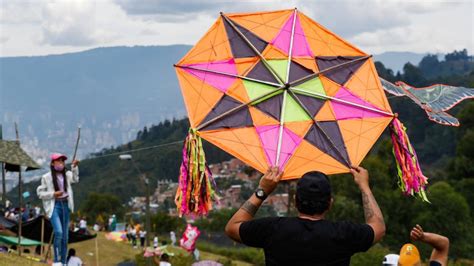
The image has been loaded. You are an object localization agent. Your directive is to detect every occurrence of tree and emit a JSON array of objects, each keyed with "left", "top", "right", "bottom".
[
  {"left": 445, "top": 49, "right": 469, "bottom": 62},
  {"left": 402, "top": 62, "right": 426, "bottom": 86},
  {"left": 151, "top": 211, "right": 185, "bottom": 234},
  {"left": 411, "top": 182, "right": 472, "bottom": 258},
  {"left": 419, "top": 54, "right": 440, "bottom": 78},
  {"left": 80, "top": 192, "right": 124, "bottom": 223},
  {"left": 195, "top": 208, "right": 235, "bottom": 232},
  {"left": 374, "top": 61, "right": 395, "bottom": 81}
]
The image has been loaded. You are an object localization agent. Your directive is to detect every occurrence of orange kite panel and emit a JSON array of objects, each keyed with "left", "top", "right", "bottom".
[
  {"left": 292, "top": 58, "right": 319, "bottom": 73},
  {"left": 344, "top": 59, "right": 393, "bottom": 112},
  {"left": 234, "top": 57, "right": 259, "bottom": 76},
  {"left": 249, "top": 107, "right": 280, "bottom": 127},
  {"left": 320, "top": 76, "right": 342, "bottom": 97},
  {"left": 226, "top": 79, "right": 251, "bottom": 103},
  {"left": 175, "top": 68, "right": 224, "bottom": 127},
  {"left": 262, "top": 44, "right": 289, "bottom": 59},
  {"left": 178, "top": 17, "right": 233, "bottom": 65},
  {"left": 284, "top": 121, "right": 312, "bottom": 138},
  {"left": 227, "top": 9, "right": 293, "bottom": 43},
  {"left": 283, "top": 140, "right": 349, "bottom": 179},
  {"left": 338, "top": 117, "right": 392, "bottom": 166},
  {"left": 315, "top": 101, "right": 337, "bottom": 121},
  {"left": 200, "top": 127, "right": 268, "bottom": 174}
]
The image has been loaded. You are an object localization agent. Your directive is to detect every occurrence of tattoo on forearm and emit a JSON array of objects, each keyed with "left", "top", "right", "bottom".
[
  {"left": 362, "top": 191, "right": 385, "bottom": 225},
  {"left": 361, "top": 191, "right": 374, "bottom": 220},
  {"left": 241, "top": 201, "right": 258, "bottom": 216}
]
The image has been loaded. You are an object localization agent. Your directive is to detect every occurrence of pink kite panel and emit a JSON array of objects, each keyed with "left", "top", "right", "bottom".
[
  {"left": 184, "top": 59, "right": 237, "bottom": 93},
  {"left": 331, "top": 87, "right": 387, "bottom": 120},
  {"left": 271, "top": 13, "right": 313, "bottom": 57},
  {"left": 256, "top": 125, "right": 302, "bottom": 169}
]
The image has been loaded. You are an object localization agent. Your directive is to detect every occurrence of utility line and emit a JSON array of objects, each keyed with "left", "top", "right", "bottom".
[{"left": 87, "top": 140, "right": 183, "bottom": 160}]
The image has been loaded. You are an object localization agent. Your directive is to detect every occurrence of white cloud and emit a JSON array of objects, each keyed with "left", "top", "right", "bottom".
[
  {"left": 0, "top": 0, "right": 472, "bottom": 56},
  {"left": 0, "top": 2, "right": 43, "bottom": 24},
  {"left": 348, "top": 1, "right": 473, "bottom": 53},
  {"left": 40, "top": 1, "right": 120, "bottom": 46}
]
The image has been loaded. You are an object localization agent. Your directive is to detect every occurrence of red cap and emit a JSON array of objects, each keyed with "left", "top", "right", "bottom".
[{"left": 50, "top": 153, "right": 68, "bottom": 161}]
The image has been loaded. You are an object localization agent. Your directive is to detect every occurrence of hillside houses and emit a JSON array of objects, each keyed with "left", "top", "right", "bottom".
[{"left": 128, "top": 158, "right": 289, "bottom": 216}]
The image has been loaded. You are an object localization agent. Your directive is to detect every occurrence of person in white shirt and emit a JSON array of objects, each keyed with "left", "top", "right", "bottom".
[
  {"left": 139, "top": 229, "right": 147, "bottom": 248},
  {"left": 93, "top": 223, "right": 100, "bottom": 232},
  {"left": 153, "top": 235, "right": 159, "bottom": 249},
  {"left": 153, "top": 253, "right": 171, "bottom": 266},
  {"left": 67, "top": 248, "right": 83, "bottom": 266},
  {"left": 37, "top": 153, "right": 79, "bottom": 266},
  {"left": 79, "top": 217, "right": 87, "bottom": 234},
  {"left": 131, "top": 227, "right": 137, "bottom": 248},
  {"left": 34, "top": 206, "right": 41, "bottom": 217},
  {"left": 170, "top": 231, "right": 176, "bottom": 246}
]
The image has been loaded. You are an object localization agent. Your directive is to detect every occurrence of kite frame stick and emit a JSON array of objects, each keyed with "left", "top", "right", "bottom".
[
  {"left": 291, "top": 87, "right": 394, "bottom": 117},
  {"left": 221, "top": 13, "right": 285, "bottom": 85},
  {"left": 285, "top": 8, "right": 298, "bottom": 85},
  {"left": 290, "top": 55, "right": 372, "bottom": 86},
  {"left": 288, "top": 90, "right": 352, "bottom": 168},
  {"left": 196, "top": 86, "right": 284, "bottom": 131},
  {"left": 276, "top": 8, "right": 297, "bottom": 166},
  {"left": 275, "top": 90, "right": 288, "bottom": 165},
  {"left": 174, "top": 65, "right": 281, "bottom": 88}
]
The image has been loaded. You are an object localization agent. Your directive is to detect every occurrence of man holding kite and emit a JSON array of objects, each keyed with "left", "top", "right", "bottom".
[{"left": 225, "top": 166, "right": 385, "bottom": 265}]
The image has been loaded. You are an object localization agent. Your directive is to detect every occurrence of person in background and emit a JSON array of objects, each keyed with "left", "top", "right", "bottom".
[
  {"left": 37, "top": 153, "right": 79, "bottom": 266},
  {"left": 79, "top": 217, "right": 87, "bottom": 234},
  {"left": 193, "top": 248, "right": 200, "bottom": 261},
  {"left": 108, "top": 215, "right": 113, "bottom": 232},
  {"left": 397, "top": 225, "right": 449, "bottom": 266},
  {"left": 109, "top": 214, "right": 117, "bottom": 231},
  {"left": 93, "top": 223, "right": 100, "bottom": 232},
  {"left": 21, "top": 207, "right": 29, "bottom": 222},
  {"left": 140, "top": 229, "right": 147, "bottom": 248},
  {"left": 153, "top": 253, "right": 171, "bottom": 266},
  {"left": 131, "top": 226, "right": 137, "bottom": 248},
  {"left": 34, "top": 205, "right": 41, "bottom": 217},
  {"left": 382, "top": 254, "right": 399, "bottom": 265},
  {"left": 153, "top": 235, "right": 159, "bottom": 249},
  {"left": 125, "top": 224, "right": 131, "bottom": 243},
  {"left": 170, "top": 231, "right": 176, "bottom": 246},
  {"left": 67, "top": 248, "right": 83, "bottom": 266}
]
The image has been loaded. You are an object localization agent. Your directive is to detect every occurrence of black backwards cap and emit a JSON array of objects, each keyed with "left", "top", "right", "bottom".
[{"left": 296, "top": 171, "right": 332, "bottom": 202}]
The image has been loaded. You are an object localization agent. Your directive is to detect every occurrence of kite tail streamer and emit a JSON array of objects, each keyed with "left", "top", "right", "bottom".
[
  {"left": 389, "top": 117, "right": 429, "bottom": 202},
  {"left": 175, "top": 128, "right": 218, "bottom": 216}
]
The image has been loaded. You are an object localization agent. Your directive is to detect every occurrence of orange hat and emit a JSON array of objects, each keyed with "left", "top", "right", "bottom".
[{"left": 398, "top": 243, "right": 421, "bottom": 266}]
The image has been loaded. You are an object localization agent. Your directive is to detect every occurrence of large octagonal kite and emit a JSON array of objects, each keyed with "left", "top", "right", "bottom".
[{"left": 174, "top": 9, "right": 428, "bottom": 215}]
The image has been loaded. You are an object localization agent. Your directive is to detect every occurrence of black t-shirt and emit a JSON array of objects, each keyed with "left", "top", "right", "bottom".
[{"left": 240, "top": 217, "right": 374, "bottom": 266}]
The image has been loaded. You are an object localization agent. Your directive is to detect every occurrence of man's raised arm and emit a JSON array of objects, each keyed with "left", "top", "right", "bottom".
[
  {"left": 225, "top": 167, "right": 282, "bottom": 242},
  {"left": 350, "top": 166, "right": 386, "bottom": 244}
]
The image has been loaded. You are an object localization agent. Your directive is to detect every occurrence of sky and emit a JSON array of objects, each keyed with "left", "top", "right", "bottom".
[{"left": 0, "top": 0, "right": 473, "bottom": 57}]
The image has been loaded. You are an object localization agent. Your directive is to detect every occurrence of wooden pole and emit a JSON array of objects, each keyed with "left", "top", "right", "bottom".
[
  {"left": 0, "top": 124, "right": 5, "bottom": 207},
  {"left": 44, "top": 232, "right": 53, "bottom": 262},
  {"left": 18, "top": 169, "right": 22, "bottom": 256},
  {"left": 40, "top": 217, "right": 44, "bottom": 258},
  {"left": 95, "top": 235, "right": 99, "bottom": 266},
  {"left": 15, "top": 122, "right": 23, "bottom": 256},
  {"left": 72, "top": 127, "right": 81, "bottom": 162}
]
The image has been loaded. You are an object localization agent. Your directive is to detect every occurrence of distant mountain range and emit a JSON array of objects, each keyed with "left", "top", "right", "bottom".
[
  {"left": 1, "top": 45, "right": 191, "bottom": 173},
  {"left": 0, "top": 45, "right": 429, "bottom": 183}
]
